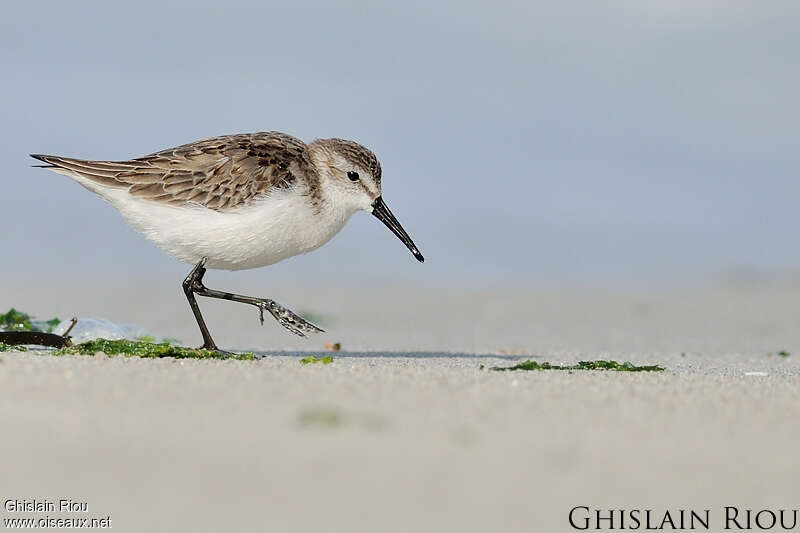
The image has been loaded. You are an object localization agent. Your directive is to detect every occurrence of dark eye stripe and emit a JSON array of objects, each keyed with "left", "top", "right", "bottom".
[{"left": 347, "top": 171, "right": 360, "bottom": 181}]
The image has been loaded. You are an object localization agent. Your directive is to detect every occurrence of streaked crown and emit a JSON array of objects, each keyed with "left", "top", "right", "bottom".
[{"left": 317, "top": 138, "right": 382, "bottom": 185}]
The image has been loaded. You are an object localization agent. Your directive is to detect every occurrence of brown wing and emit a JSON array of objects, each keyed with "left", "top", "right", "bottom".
[{"left": 31, "top": 132, "right": 311, "bottom": 210}]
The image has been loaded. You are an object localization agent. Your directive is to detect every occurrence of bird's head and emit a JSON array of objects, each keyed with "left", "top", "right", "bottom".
[{"left": 308, "top": 138, "right": 424, "bottom": 263}]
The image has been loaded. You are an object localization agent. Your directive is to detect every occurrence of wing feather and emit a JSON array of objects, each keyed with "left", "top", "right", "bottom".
[{"left": 31, "top": 132, "right": 311, "bottom": 210}]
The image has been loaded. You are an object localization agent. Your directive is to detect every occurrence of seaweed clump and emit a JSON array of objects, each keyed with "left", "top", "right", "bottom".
[
  {"left": 0, "top": 342, "right": 27, "bottom": 353},
  {"left": 490, "top": 359, "right": 664, "bottom": 372},
  {"left": 769, "top": 351, "right": 791, "bottom": 358},
  {"left": 0, "top": 308, "right": 60, "bottom": 333},
  {"left": 300, "top": 355, "right": 334, "bottom": 365},
  {"left": 57, "top": 339, "right": 254, "bottom": 360}
]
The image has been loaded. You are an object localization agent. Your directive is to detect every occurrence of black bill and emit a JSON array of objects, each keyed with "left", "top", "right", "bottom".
[{"left": 371, "top": 196, "right": 424, "bottom": 262}]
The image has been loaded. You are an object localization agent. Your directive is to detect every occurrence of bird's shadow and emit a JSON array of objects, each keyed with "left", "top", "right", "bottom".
[{"left": 251, "top": 350, "right": 541, "bottom": 361}]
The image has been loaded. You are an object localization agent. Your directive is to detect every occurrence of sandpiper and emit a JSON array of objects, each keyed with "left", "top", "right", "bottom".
[{"left": 31, "top": 132, "right": 424, "bottom": 352}]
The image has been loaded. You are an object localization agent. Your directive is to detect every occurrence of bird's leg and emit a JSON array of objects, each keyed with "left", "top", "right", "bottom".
[
  {"left": 185, "top": 262, "right": 324, "bottom": 338},
  {"left": 182, "top": 258, "right": 229, "bottom": 353}
]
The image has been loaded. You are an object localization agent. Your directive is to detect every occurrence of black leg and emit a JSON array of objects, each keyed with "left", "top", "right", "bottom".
[
  {"left": 182, "top": 259, "right": 224, "bottom": 352},
  {"left": 182, "top": 258, "right": 323, "bottom": 350}
]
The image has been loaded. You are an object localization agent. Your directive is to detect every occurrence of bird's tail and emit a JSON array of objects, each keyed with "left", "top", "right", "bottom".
[{"left": 30, "top": 154, "right": 58, "bottom": 168}]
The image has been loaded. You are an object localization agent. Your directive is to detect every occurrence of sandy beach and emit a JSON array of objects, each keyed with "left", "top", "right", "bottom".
[{"left": 1, "top": 278, "right": 799, "bottom": 532}]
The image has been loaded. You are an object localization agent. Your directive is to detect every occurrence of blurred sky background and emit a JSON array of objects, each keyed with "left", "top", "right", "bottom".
[{"left": 2, "top": 1, "right": 799, "bottom": 288}]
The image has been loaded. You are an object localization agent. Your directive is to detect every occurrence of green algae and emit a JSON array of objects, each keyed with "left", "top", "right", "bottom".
[
  {"left": 769, "top": 350, "right": 791, "bottom": 358},
  {"left": 0, "top": 308, "right": 34, "bottom": 331},
  {"left": 300, "top": 355, "right": 334, "bottom": 365},
  {"left": 490, "top": 359, "right": 664, "bottom": 372},
  {"left": 0, "top": 308, "right": 60, "bottom": 333},
  {"left": 0, "top": 342, "right": 27, "bottom": 352},
  {"left": 57, "top": 339, "right": 255, "bottom": 360}
]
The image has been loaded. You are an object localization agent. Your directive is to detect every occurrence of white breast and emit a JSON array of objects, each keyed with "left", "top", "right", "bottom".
[{"left": 63, "top": 172, "right": 353, "bottom": 270}]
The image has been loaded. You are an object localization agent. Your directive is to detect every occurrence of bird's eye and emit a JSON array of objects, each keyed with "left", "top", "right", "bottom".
[{"left": 347, "top": 171, "right": 360, "bottom": 181}]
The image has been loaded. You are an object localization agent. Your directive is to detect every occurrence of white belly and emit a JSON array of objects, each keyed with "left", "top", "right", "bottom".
[{"left": 66, "top": 173, "right": 353, "bottom": 270}]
